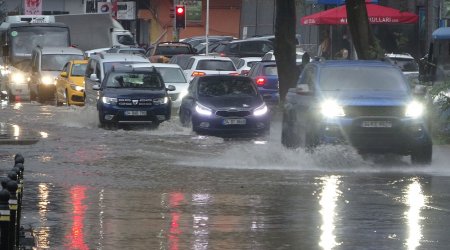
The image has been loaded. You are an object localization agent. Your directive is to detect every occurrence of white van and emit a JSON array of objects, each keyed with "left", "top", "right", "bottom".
[{"left": 29, "top": 46, "right": 84, "bottom": 102}]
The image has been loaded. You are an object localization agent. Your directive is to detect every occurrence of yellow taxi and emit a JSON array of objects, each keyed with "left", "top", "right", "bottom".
[{"left": 55, "top": 60, "right": 88, "bottom": 106}]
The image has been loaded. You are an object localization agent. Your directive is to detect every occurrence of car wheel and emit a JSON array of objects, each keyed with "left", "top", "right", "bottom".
[
  {"left": 98, "top": 111, "right": 106, "bottom": 128},
  {"left": 411, "top": 144, "right": 432, "bottom": 165},
  {"left": 281, "top": 110, "right": 301, "bottom": 148},
  {"left": 55, "top": 91, "right": 62, "bottom": 106},
  {"left": 65, "top": 90, "right": 70, "bottom": 106}
]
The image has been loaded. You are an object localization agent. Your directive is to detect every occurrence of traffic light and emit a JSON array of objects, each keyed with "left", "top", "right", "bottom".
[{"left": 175, "top": 5, "right": 186, "bottom": 29}]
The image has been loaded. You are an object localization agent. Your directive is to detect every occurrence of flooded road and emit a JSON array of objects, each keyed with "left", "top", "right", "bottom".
[{"left": 1, "top": 102, "right": 450, "bottom": 249}]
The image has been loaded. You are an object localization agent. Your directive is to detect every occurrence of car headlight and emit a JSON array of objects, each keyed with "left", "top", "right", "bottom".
[
  {"left": 153, "top": 97, "right": 169, "bottom": 105},
  {"left": 70, "top": 84, "right": 85, "bottom": 92},
  {"left": 195, "top": 102, "right": 213, "bottom": 116},
  {"left": 320, "top": 99, "right": 345, "bottom": 117},
  {"left": 41, "top": 76, "right": 55, "bottom": 85},
  {"left": 253, "top": 103, "right": 268, "bottom": 116},
  {"left": 405, "top": 101, "right": 424, "bottom": 118},
  {"left": 101, "top": 96, "right": 117, "bottom": 105},
  {"left": 11, "top": 72, "right": 26, "bottom": 84}
]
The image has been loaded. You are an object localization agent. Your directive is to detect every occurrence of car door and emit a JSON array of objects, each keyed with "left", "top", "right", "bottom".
[
  {"left": 292, "top": 65, "right": 318, "bottom": 132},
  {"left": 179, "top": 78, "right": 198, "bottom": 122},
  {"left": 56, "top": 62, "right": 70, "bottom": 100}
]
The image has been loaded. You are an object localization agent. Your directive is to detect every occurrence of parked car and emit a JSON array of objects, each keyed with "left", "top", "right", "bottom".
[
  {"left": 130, "top": 63, "right": 189, "bottom": 108},
  {"left": 246, "top": 61, "right": 280, "bottom": 105},
  {"left": 146, "top": 42, "right": 197, "bottom": 63},
  {"left": 55, "top": 59, "right": 88, "bottom": 106},
  {"left": 282, "top": 60, "right": 432, "bottom": 164},
  {"left": 384, "top": 53, "right": 419, "bottom": 85},
  {"left": 182, "top": 35, "right": 235, "bottom": 48},
  {"left": 84, "top": 53, "right": 150, "bottom": 105},
  {"left": 235, "top": 57, "right": 262, "bottom": 75},
  {"left": 93, "top": 66, "right": 175, "bottom": 128},
  {"left": 183, "top": 55, "right": 239, "bottom": 82},
  {"left": 29, "top": 46, "right": 85, "bottom": 102},
  {"left": 210, "top": 39, "right": 273, "bottom": 58},
  {"left": 179, "top": 75, "right": 270, "bottom": 137}
]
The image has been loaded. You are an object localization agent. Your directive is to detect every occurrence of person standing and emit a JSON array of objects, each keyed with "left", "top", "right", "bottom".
[{"left": 318, "top": 31, "right": 331, "bottom": 59}]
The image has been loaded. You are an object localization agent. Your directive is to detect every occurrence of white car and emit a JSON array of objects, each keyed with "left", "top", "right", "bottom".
[
  {"left": 384, "top": 53, "right": 419, "bottom": 84},
  {"left": 130, "top": 63, "right": 189, "bottom": 108},
  {"left": 235, "top": 57, "right": 261, "bottom": 75},
  {"left": 261, "top": 50, "right": 309, "bottom": 63},
  {"left": 183, "top": 55, "right": 239, "bottom": 82}
]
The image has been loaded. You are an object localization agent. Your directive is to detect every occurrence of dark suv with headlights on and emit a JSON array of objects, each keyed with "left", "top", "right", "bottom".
[
  {"left": 281, "top": 60, "right": 432, "bottom": 164},
  {"left": 93, "top": 66, "right": 175, "bottom": 128}
]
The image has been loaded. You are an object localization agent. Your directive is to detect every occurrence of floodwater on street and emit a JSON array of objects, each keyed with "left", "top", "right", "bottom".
[{"left": 1, "top": 102, "right": 450, "bottom": 249}]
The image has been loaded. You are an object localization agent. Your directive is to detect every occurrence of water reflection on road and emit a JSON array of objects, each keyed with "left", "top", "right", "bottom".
[{"left": 1, "top": 103, "right": 450, "bottom": 249}]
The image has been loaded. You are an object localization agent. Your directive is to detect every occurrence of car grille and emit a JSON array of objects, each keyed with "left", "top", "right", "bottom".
[
  {"left": 169, "top": 93, "right": 180, "bottom": 101},
  {"left": 216, "top": 110, "right": 251, "bottom": 117},
  {"left": 344, "top": 106, "right": 404, "bottom": 117},
  {"left": 117, "top": 98, "right": 153, "bottom": 106}
]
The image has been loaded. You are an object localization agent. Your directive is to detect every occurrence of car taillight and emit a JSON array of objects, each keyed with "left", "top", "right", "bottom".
[
  {"left": 219, "top": 53, "right": 226, "bottom": 57},
  {"left": 228, "top": 72, "right": 239, "bottom": 76},
  {"left": 192, "top": 71, "right": 206, "bottom": 77},
  {"left": 256, "top": 77, "right": 266, "bottom": 86}
]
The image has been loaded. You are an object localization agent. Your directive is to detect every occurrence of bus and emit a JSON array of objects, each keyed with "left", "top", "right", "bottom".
[{"left": 0, "top": 15, "right": 70, "bottom": 101}]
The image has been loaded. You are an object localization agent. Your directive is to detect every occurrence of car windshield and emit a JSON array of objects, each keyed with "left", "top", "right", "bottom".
[
  {"left": 196, "top": 60, "right": 236, "bottom": 71},
  {"left": 156, "top": 67, "right": 186, "bottom": 83},
  {"left": 105, "top": 72, "right": 163, "bottom": 89},
  {"left": 71, "top": 63, "right": 87, "bottom": 76},
  {"left": 41, "top": 54, "right": 84, "bottom": 71},
  {"left": 10, "top": 26, "right": 70, "bottom": 57},
  {"left": 117, "top": 35, "right": 135, "bottom": 46},
  {"left": 318, "top": 66, "right": 408, "bottom": 92},
  {"left": 103, "top": 61, "right": 142, "bottom": 74},
  {"left": 387, "top": 57, "right": 419, "bottom": 72},
  {"left": 154, "top": 46, "right": 191, "bottom": 55},
  {"left": 198, "top": 78, "right": 257, "bottom": 97}
]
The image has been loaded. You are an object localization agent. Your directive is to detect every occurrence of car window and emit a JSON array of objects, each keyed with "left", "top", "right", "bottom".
[
  {"left": 71, "top": 63, "right": 87, "bottom": 76},
  {"left": 86, "top": 59, "right": 95, "bottom": 77},
  {"left": 103, "top": 61, "right": 142, "bottom": 75},
  {"left": 319, "top": 66, "right": 408, "bottom": 92},
  {"left": 154, "top": 46, "right": 191, "bottom": 55},
  {"left": 228, "top": 43, "right": 239, "bottom": 53},
  {"left": 263, "top": 65, "right": 278, "bottom": 76},
  {"left": 41, "top": 54, "right": 84, "bottom": 71},
  {"left": 106, "top": 72, "right": 163, "bottom": 89},
  {"left": 247, "top": 63, "right": 259, "bottom": 77},
  {"left": 247, "top": 61, "right": 258, "bottom": 68},
  {"left": 196, "top": 60, "right": 236, "bottom": 71},
  {"left": 298, "top": 65, "right": 316, "bottom": 91},
  {"left": 236, "top": 59, "right": 244, "bottom": 69},
  {"left": 156, "top": 67, "right": 186, "bottom": 83},
  {"left": 386, "top": 57, "right": 419, "bottom": 72},
  {"left": 62, "top": 62, "right": 69, "bottom": 74},
  {"left": 198, "top": 78, "right": 257, "bottom": 97},
  {"left": 186, "top": 58, "right": 195, "bottom": 70}
]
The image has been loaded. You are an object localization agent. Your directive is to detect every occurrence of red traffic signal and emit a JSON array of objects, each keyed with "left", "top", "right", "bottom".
[{"left": 175, "top": 5, "right": 186, "bottom": 29}]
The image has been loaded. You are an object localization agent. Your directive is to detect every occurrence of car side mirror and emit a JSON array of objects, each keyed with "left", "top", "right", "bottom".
[
  {"left": 166, "top": 85, "right": 176, "bottom": 91},
  {"left": 92, "top": 84, "right": 101, "bottom": 90},
  {"left": 60, "top": 72, "right": 68, "bottom": 78},
  {"left": 90, "top": 73, "right": 99, "bottom": 82}
]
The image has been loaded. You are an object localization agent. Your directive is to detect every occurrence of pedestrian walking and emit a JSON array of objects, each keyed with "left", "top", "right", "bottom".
[{"left": 318, "top": 31, "right": 330, "bottom": 59}]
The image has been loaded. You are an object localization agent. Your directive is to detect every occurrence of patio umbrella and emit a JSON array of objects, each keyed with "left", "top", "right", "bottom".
[{"left": 301, "top": 3, "right": 418, "bottom": 25}]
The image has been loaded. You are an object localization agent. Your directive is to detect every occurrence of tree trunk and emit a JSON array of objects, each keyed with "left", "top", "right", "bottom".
[
  {"left": 346, "top": 0, "right": 383, "bottom": 59},
  {"left": 274, "top": 0, "right": 298, "bottom": 103}
]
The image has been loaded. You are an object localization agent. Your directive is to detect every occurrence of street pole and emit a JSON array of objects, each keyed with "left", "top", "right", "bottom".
[
  {"left": 205, "top": 0, "right": 210, "bottom": 55},
  {"left": 173, "top": 0, "right": 178, "bottom": 41}
]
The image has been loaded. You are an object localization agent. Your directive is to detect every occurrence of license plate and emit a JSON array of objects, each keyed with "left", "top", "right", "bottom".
[
  {"left": 361, "top": 120, "right": 392, "bottom": 128},
  {"left": 124, "top": 110, "right": 147, "bottom": 116},
  {"left": 223, "top": 118, "right": 246, "bottom": 125}
]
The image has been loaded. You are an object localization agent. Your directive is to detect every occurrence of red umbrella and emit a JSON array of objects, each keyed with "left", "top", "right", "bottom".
[{"left": 301, "top": 4, "right": 418, "bottom": 25}]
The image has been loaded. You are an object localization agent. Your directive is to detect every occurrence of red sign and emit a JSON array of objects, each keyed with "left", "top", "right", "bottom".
[{"left": 24, "top": 0, "right": 42, "bottom": 15}]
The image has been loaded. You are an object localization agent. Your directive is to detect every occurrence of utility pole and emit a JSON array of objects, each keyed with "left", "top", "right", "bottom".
[{"left": 173, "top": 0, "right": 178, "bottom": 41}]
